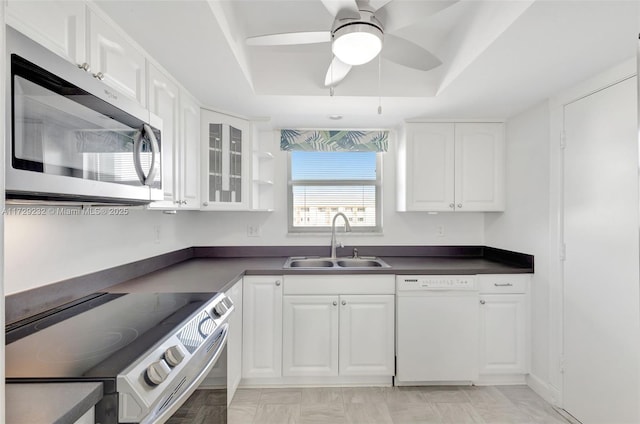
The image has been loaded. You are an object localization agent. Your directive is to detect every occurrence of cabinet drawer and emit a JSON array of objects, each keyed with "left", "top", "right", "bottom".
[
  {"left": 478, "top": 274, "right": 529, "bottom": 294},
  {"left": 283, "top": 275, "right": 395, "bottom": 295}
]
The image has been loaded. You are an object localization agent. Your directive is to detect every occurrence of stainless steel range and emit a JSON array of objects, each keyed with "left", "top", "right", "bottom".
[{"left": 5, "top": 291, "right": 233, "bottom": 423}]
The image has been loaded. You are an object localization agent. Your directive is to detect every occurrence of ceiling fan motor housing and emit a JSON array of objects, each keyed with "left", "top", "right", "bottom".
[{"left": 331, "top": 10, "right": 384, "bottom": 66}]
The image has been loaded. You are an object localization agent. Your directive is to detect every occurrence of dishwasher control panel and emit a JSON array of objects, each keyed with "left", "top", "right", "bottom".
[{"left": 396, "top": 275, "right": 477, "bottom": 291}]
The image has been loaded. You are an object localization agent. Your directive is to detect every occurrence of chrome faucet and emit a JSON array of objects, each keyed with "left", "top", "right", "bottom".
[{"left": 330, "top": 212, "right": 352, "bottom": 258}]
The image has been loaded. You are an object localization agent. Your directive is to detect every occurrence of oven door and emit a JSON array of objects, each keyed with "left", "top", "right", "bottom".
[
  {"left": 6, "top": 28, "right": 162, "bottom": 204},
  {"left": 139, "top": 325, "right": 228, "bottom": 424}
]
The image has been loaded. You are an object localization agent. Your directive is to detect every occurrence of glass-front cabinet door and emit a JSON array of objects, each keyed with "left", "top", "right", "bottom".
[{"left": 200, "top": 109, "right": 250, "bottom": 210}]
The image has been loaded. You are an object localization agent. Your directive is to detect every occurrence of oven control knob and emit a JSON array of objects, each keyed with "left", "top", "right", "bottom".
[
  {"left": 213, "top": 301, "right": 228, "bottom": 317},
  {"left": 164, "top": 345, "right": 185, "bottom": 368},
  {"left": 145, "top": 360, "right": 171, "bottom": 386}
]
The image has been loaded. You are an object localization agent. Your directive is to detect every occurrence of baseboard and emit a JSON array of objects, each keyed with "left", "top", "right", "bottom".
[
  {"left": 474, "top": 374, "right": 527, "bottom": 385},
  {"left": 239, "top": 375, "right": 392, "bottom": 388},
  {"left": 526, "top": 372, "right": 561, "bottom": 407}
]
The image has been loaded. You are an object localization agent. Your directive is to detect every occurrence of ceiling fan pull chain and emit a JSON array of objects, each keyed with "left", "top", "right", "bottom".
[{"left": 377, "top": 54, "right": 382, "bottom": 115}]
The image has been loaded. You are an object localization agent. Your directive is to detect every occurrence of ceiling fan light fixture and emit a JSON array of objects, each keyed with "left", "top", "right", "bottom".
[{"left": 332, "top": 23, "right": 383, "bottom": 66}]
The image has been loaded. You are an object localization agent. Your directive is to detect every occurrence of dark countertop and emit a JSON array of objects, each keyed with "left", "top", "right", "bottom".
[
  {"left": 108, "top": 255, "right": 532, "bottom": 294},
  {"left": 6, "top": 382, "right": 103, "bottom": 424},
  {"left": 7, "top": 245, "right": 533, "bottom": 324}
]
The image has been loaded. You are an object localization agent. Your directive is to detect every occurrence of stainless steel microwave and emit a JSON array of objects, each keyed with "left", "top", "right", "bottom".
[{"left": 6, "top": 28, "right": 162, "bottom": 204}]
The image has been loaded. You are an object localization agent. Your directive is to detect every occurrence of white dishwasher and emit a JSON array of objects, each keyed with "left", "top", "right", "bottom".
[{"left": 396, "top": 275, "right": 479, "bottom": 384}]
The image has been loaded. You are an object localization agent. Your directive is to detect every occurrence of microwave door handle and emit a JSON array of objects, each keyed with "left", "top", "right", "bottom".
[
  {"left": 143, "top": 124, "right": 159, "bottom": 185},
  {"left": 133, "top": 128, "right": 146, "bottom": 185},
  {"left": 133, "top": 124, "right": 160, "bottom": 186}
]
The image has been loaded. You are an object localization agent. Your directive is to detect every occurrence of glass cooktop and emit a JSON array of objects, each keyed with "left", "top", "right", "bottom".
[{"left": 5, "top": 292, "right": 217, "bottom": 379}]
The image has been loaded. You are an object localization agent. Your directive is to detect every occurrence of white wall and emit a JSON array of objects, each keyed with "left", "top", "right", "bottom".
[
  {"left": 187, "top": 130, "right": 486, "bottom": 247},
  {"left": 484, "top": 101, "right": 551, "bottom": 398},
  {"left": 4, "top": 209, "right": 191, "bottom": 295}
]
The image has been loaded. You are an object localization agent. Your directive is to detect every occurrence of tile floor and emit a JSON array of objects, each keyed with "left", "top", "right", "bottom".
[{"left": 170, "top": 385, "right": 571, "bottom": 424}]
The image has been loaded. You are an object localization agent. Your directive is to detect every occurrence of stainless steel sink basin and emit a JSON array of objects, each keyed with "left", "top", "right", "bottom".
[
  {"left": 283, "top": 256, "right": 390, "bottom": 269},
  {"left": 287, "top": 259, "right": 334, "bottom": 268},
  {"left": 336, "top": 259, "right": 383, "bottom": 268}
]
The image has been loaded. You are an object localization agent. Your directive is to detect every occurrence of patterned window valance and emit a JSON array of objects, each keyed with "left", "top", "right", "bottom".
[{"left": 280, "top": 129, "right": 388, "bottom": 152}]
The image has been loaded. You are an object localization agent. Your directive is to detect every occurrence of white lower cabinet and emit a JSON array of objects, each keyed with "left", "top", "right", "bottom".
[
  {"left": 282, "top": 275, "right": 395, "bottom": 379},
  {"left": 477, "top": 274, "right": 529, "bottom": 383},
  {"left": 225, "top": 280, "right": 243, "bottom": 404},
  {"left": 339, "top": 295, "right": 395, "bottom": 376},
  {"left": 242, "top": 276, "right": 283, "bottom": 379},
  {"left": 283, "top": 296, "right": 339, "bottom": 377}
]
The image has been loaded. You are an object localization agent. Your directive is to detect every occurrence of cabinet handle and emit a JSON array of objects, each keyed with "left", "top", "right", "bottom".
[
  {"left": 332, "top": 301, "right": 338, "bottom": 306},
  {"left": 77, "top": 62, "right": 90, "bottom": 71},
  {"left": 457, "top": 203, "right": 462, "bottom": 208},
  {"left": 275, "top": 280, "right": 281, "bottom": 286},
  {"left": 203, "top": 202, "right": 209, "bottom": 207},
  {"left": 93, "top": 71, "right": 105, "bottom": 80},
  {"left": 494, "top": 283, "right": 513, "bottom": 287},
  {"left": 480, "top": 300, "right": 486, "bottom": 305},
  {"left": 449, "top": 203, "right": 455, "bottom": 209},
  {"left": 341, "top": 300, "right": 347, "bottom": 306}
]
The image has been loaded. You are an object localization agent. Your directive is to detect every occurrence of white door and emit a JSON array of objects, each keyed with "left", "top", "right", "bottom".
[
  {"left": 563, "top": 76, "right": 640, "bottom": 423},
  {"left": 405, "top": 123, "right": 455, "bottom": 211},
  {"left": 454, "top": 123, "right": 505, "bottom": 211},
  {"left": 242, "top": 276, "right": 283, "bottom": 379},
  {"left": 282, "top": 296, "right": 339, "bottom": 377},
  {"left": 339, "top": 295, "right": 395, "bottom": 376},
  {"left": 478, "top": 294, "right": 526, "bottom": 375},
  {"left": 147, "top": 63, "right": 179, "bottom": 206},
  {"left": 87, "top": 9, "right": 146, "bottom": 105},
  {"left": 200, "top": 109, "right": 250, "bottom": 210},
  {"left": 179, "top": 91, "right": 201, "bottom": 208},
  {"left": 6, "top": 0, "right": 86, "bottom": 66}
]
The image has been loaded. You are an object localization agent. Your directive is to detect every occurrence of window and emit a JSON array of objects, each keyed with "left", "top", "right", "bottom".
[{"left": 288, "top": 151, "right": 382, "bottom": 232}]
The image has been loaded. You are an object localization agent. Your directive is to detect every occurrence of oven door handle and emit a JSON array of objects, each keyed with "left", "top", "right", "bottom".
[
  {"left": 133, "top": 124, "right": 160, "bottom": 186},
  {"left": 140, "top": 323, "right": 229, "bottom": 424}
]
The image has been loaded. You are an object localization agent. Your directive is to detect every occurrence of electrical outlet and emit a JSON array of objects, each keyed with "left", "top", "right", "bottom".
[
  {"left": 153, "top": 225, "right": 161, "bottom": 244},
  {"left": 247, "top": 224, "right": 261, "bottom": 237},
  {"left": 436, "top": 225, "right": 445, "bottom": 237}
]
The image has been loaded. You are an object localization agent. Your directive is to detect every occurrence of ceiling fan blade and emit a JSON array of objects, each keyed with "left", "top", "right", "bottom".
[
  {"left": 324, "top": 56, "right": 352, "bottom": 87},
  {"left": 382, "top": 34, "right": 442, "bottom": 71},
  {"left": 246, "top": 31, "right": 331, "bottom": 46},
  {"left": 321, "top": 0, "right": 361, "bottom": 19},
  {"left": 376, "top": 0, "right": 459, "bottom": 32}
]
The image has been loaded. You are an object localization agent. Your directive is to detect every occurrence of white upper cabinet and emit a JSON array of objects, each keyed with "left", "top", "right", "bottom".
[
  {"left": 5, "top": 0, "right": 86, "bottom": 65},
  {"left": 7, "top": 2, "right": 146, "bottom": 106},
  {"left": 87, "top": 9, "right": 146, "bottom": 106},
  {"left": 178, "top": 90, "right": 201, "bottom": 209},
  {"left": 147, "top": 63, "right": 180, "bottom": 208},
  {"left": 200, "top": 109, "right": 251, "bottom": 210},
  {"left": 454, "top": 123, "right": 505, "bottom": 211},
  {"left": 398, "top": 122, "right": 505, "bottom": 212}
]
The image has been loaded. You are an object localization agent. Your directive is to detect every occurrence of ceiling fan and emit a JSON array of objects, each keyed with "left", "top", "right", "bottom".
[{"left": 245, "top": 0, "right": 458, "bottom": 88}]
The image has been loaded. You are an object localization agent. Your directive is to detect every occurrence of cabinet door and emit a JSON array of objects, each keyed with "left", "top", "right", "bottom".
[
  {"left": 454, "top": 123, "right": 505, "bottom": 211},
  {"left": 87, "top": 9, "right": 146, "bottom": 105},
  {"left": 339, "top": 295, "right": 395, "bottom": 376},
  {"left": 201, "top": 109, "right": 250, "bottom": 210},
  {"left": 179, "top": 90, "right": 201, "bottom": 209},
  {"left": 6, "top": 0, "right": 86, "bottom": 66},
  {"left": 479, "top": 294, "right": 527, "bottom": 374},
  {"left": 147, "top": 63, "right": 179, "bottom": 207},
  {"left": 242, "top": 276, "right": 283, "bottom": 379},
  {"left": 225, "top": 280, "right": 243, "bottom": 404},
  {"left": 283, "top": 296, "right": 339, "bottom": 377},
  {"left": 405, "top": 123, "right": 455, "bottom": 211}
]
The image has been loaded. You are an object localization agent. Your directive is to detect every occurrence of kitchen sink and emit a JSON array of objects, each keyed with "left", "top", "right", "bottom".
[
  {"left": 287, "top": 259, "right": 335, "bottom": 268},
  {"left": 283, "top": 256, "right": 390, "bottom": 269},
  {"left": 336, "top": 259, "right": 383, "bottom": 268}
]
